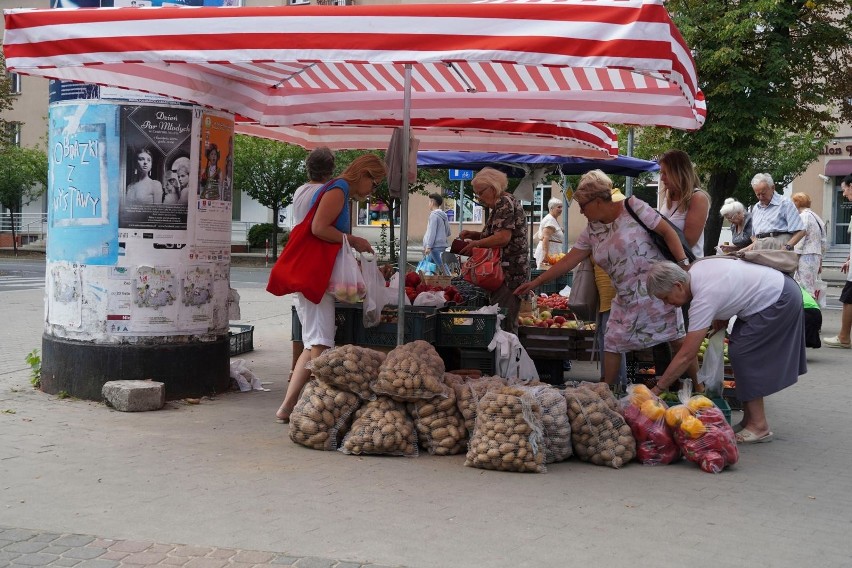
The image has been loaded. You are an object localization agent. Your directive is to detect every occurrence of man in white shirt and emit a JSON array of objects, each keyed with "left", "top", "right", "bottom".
[{"left": 747, "top": 173, "right": 806, "bottom": 251}]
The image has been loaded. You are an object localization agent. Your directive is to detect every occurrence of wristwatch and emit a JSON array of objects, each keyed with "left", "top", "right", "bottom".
[
  {"left": 677, "top": 258, "right": 690, "bottom": 266},
  {"left": 784, "top": 244, "right": 794, "bottom": 251}
]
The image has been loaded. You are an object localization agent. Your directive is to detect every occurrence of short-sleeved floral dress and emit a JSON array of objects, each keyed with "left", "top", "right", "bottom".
[
  {"left": 482, "top": 192, "right": 530, "bottom": 291},
  {"left": 574, "top": 196, "right": 684, "bottom": 353}
]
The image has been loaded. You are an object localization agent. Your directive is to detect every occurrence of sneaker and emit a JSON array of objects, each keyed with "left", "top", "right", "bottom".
[{"left": 823, "top": 336, "right": 852, "bottom": 349}]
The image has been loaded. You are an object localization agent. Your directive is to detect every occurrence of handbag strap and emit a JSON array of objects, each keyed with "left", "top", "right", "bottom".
[
  {"left": 623, "top": 196, "right": 652, "bottom": 234},
  {"left": 301, "top": 179, "right": 340, "bottom": 229},
  {"left": 808, "top": 210, "right": 824, "bottom": 237}
]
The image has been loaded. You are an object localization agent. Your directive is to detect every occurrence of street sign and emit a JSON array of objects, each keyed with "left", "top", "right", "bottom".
[{"left": 449, "top": 169, "right": 474, "bottom": 181}]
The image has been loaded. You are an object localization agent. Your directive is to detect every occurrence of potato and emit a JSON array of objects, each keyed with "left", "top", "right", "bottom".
[
  {"left": 407, "top": 387, "right": 468, "bottom": 455},
  {"left": 290, "top": 379, "right": 361, "bottom": 451},
  {"left": 340, "top": 396, "right": 418, "bottom": 457},
  {"left": 464, "top": 387, "right": 546, "bottom": 473},
  {"left": 309, "top": 345, "right": 385, "bottom": 400},
  {"left": 563, "top": 385, "right": 635, "bottom": 468},
  {"left": 372, "top": 340, "right": 448, "bottom": 401}
]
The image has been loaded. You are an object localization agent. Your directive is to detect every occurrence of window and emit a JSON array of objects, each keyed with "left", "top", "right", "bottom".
[
  {"left": 4, "top": 122, "right": 22, "bottom": 147},
  {"left": 6, "top": 72, "right": 21, "bottom": 95},
  {"left": 356, "top": 199, "right": 398, "bottom": 227},
  {"left": 521, "top": 185, "right": 551, "bottom": 225}
]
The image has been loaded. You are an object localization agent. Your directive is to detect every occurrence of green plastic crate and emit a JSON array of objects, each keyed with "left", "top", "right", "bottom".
[
  {"left": 435, "top": 308, "right": 502, "bottom": 349},
  {"left": 291, "top": 303, "right": 358, "bottom": 345},
  {"left": 458, "top": 348, "right": 496, "bottom": 376},
  {"left": 709, "top": 395, "right": 732, "bottom": 426},
  {"left": 530, "top": 269, "right": 573, "bottom": 296},
  {"left": 229, "top": 324, "right": 254, "bottom": 356},
  {"left": 354, "top": 306, "right": 437, "bottom": 346}
]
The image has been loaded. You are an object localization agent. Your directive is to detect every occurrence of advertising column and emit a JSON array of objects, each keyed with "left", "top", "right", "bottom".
[{"left": 41, "top": 91, "right": 235, "bottom": 400}]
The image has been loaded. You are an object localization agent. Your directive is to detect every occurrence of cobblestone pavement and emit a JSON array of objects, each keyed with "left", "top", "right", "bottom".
[{"left": 0, "top": 528, "right": 401, "bottom": 568}]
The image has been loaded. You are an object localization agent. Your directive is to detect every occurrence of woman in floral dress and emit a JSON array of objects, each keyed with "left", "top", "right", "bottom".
[{"left": 516, "top": 170, "right": 693, "bottom": 386}]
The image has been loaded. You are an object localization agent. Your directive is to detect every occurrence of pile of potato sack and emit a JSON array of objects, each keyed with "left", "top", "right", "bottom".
[{"left": 288, "top": 340, "right": 646, "bottom": 473}]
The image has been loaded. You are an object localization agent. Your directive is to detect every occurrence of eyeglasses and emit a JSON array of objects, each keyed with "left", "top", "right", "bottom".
[
  {"left": 578, "top": 197, "right": 600, "bottom": 213},
  {"left": 473, "top": 185, "right": 492, "bottom": 198},
  {"left": 368, "top": 176, "right": 381, "bottom": 190}
]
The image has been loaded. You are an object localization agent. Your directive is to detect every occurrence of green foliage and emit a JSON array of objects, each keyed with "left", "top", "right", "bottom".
[
  {"left": 632, "top": 0, "right": 851, "bottom": 253},
  {"left": 247, "top": 223, "right": 288, "bottom": 249},
  {"left": 0, "top": 53, "right": 17, "bottom": 138},
  {"left": 25, "top": 348, "right": 41, "bottom": 388},
  {"left": 0, "top": 144, "right": 49, "bottom": 255}
]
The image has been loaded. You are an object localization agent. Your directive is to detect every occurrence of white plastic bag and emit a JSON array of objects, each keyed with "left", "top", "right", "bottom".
[
  {"left": 413, "top": 290, "right": 447, "bottom": 307},
  {"left": 488, "top": 329, "right": 539, "bottom": 382},
  {"left": 814, "top": 279, "right": 828, "bottom": 310},
  {"left": 360, "top": 253, "right": 386, "bottom": 328},
  {"left": 328, "top": 236, "right": 366, "bottom": 303},
  {"left": 697, "top": 331, "right": 725, "bottom": 396}
]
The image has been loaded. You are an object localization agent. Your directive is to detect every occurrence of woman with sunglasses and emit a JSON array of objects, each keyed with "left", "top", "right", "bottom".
[
  {"left": 275, "top": 151, "right": 385, "bottom": 424},
  {"left": 515, "top": 170, "right": 693, "bottom": 387},
  {"left": 458, "top": 167, "right": 529, "bottom": 334}
]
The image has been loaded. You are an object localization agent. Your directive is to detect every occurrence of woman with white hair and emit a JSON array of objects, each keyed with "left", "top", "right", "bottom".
[
  {"left": 534, "top": 197, "right": 565, "bottom": 268},
  {"left": 718, "top": 197, "right": 753, "bottom": 253},
  {"left": 646, "top": 259, "right": 806, "bottom": 444}
]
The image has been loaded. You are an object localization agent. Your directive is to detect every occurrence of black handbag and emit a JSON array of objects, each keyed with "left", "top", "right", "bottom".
[{"left": 624, "top": 197, "right": 696, "bottom": 263}]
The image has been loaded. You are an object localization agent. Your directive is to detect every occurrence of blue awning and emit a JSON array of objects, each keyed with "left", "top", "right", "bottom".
[{"left": 417, "top": 151, "right": 659, "bottom": 178}]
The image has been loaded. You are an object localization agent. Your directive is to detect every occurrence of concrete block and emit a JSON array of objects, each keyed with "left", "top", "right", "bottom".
[{"left": 101, "top": 380, "right": 165, "bottom": 412}]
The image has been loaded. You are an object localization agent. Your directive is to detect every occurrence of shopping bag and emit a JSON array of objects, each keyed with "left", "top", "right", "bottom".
[
  {"left": 416, "top": 258, "right": 438, "bottom": 275},
  {"left": 360, "top": 254, "right": 387, "bottom": 328},
  {"left": 814, "top": 279, "right": 828, "bottom": 309},
  {"left": 568, "top": 258, "right": 598, "bottom": 321},
  {"left": 266, "top": 182, "right": 341, "bottom": 303},
  {"left": 696, "top": 331, "right": 725, "bottom": 396},
  {"left": 461, "top": 247, "right": 504, "bottom": 292},
  {"left": 328, "top": 236, "right": 366, "bottom": 304}
]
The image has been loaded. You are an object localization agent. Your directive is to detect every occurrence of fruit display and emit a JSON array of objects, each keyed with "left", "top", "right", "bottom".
[
  {"left": 564, "top": 385, "right": 636, "bottom": 468},
  {"left": 518, "top": 310, "right": 595, "bottom": 330},
  {"left": 620, "top": 384, "right": 680, "bottom": 465},
  {"left": 407, "top": 384, "right": 468, "bottom": 456},
  {"left": 289, "top": 379, "right": 362, "bottom": 451},
  {"left": 340, "top": 396, "right": 418, "bottom": 457},
  {"left": 519, "top": 383, "right": 572, "bottom": 463},
  {"left": 536, "top": 294, "right": 570, "bottom": 310},
  {"left": 666, "top": 395, "right": 739, "bottom": 473},
  {"left": 464, "top": 386, "right": 546, "bottom": 473},
  {"left": 452, "top": 375, "right": 508, "bottom": 433},
  {"left": 543, "top": 253, "right": 566, "bottom": 265},
  {"left": 372, "top": 340, "right": 448, "bottom": 401},
  {"left": 698, "top": 334, "right": 730, "bottom": 364},
  {"left": 309, "top": 344, "right": 386, "bottom": 401}
]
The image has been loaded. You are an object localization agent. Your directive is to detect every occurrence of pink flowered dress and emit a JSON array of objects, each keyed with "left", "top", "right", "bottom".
[{"left": 574, "top": 196, "right": 685, "bottom": 353}]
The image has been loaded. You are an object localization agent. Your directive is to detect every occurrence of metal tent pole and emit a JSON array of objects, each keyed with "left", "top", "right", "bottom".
[
  {"left": 397, "top": 64, "right": 412, "bottom": 346},
  {"left": 625, "top": 128, "right": 635, "bottom": 197}
]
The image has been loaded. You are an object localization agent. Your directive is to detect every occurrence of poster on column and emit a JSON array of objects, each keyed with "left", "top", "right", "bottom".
[
  {"left": 47, "top": 263, "right": 83, "bottom": 328},
  {"left": 194, "top": 112, "right": 234, "bottom": 249},
  {"left": 118, "top": 105, "right": 192, "bottom": 234},
  {"left": 129, "top": 265, "right": 181, "bottom": 333},
  {"left": 47, "top": 103, "right": 119, "bottom": 266}
]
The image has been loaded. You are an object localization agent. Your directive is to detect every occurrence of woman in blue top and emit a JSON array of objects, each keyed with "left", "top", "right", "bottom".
[{"left": 276, "top": 153, "right": 386, "bottom": 423}]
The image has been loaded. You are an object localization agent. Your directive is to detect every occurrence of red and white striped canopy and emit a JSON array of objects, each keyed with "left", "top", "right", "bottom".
[
  {"left": 3, "top": 0, "right": 705, "bottom": 136},
  {"left": 235, "top": 118, "right": 619, "bottom": 159}
]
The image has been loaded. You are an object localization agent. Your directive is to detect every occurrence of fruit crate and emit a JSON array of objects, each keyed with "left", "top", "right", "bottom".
[
  {"left": 229, "top": 324, "right": 254, "bottom": 356},
  {"left": 530, "top": 269, "right": 573, "bottom": 295},
  {"left": 354, "top": 305, "right": 437, "bottom": 346},
  {"left": 291, "top": 303, "right": 358, "bottom": 345},
  {"left": 458, "top": 348, "right": 496, "bottom": 376},
  {"left": 449, "top": 277, "right": 491, "bottom": 308},
  {"left": 435, "top": 308, "right": 502, "bottom": 349},
  {"left": 532, "top": 357, "right": 565, "bottom": 386}
]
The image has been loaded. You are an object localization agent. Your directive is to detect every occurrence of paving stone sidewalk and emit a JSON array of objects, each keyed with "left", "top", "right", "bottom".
[{"left": 0, "top": 528, "right": 402, "bottom": 568}]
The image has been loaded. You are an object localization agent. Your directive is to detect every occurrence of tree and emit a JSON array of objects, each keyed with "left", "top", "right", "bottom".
[
  {"left": 232, "top": 135, "right": 307, "bottom": 260},
  {"left": 635, "top": 0, "right": 852, "bottom": 254},
  {"left": 0, "top": 53, "right": 17, "bottom": 137},
  {"left": 0, "top": 144, "right": 48, "bottom": 256}
]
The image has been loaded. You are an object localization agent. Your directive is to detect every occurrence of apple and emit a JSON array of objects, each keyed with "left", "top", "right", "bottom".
[
  {"left": 539, "top": 310, "right": 552, "bottom": 320},
  {"left": 553, "top": 316, "right": 566, "bottom": 324},
  {"left": 536, "top": 321, "right": 548, "bottom": 328}
]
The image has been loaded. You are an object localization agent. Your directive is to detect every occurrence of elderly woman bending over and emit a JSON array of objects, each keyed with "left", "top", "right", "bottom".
[
  {"left": 647, "top": 259, "right": 806, "bottom": 444},
  {"left": 459, "top": 167, "right": 529, "bottom": 334},
  {"left": 515, "top": 170, "right": 693, "bottom": 386}
]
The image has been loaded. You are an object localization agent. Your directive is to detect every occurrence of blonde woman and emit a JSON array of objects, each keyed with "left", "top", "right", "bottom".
[
  {"left": 658, "top": 149, "right": 710, "bottom": 258},
  {"left": 276, "top": 152, "right": 386, "bottom": 423},
  {"left": 791, "top": 192, "right": 827, "bottom": 299}
]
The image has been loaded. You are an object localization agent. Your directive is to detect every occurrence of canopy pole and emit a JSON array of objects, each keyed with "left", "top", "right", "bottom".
[
  {"left": 397, "top": 64, "right": 412, "bottom": 346},
  {"left": 625, "top": 127, "right": 635, "bottom": 197},
  {"left": 458, "top": 180, "right": 465, "bottom": 235}
]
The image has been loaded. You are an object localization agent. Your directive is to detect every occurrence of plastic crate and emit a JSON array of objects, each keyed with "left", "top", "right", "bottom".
[
  {"left": 354, "top": 305, "right": 437, "bottom": 346},
  {"left": 459, "top": 348, "right": 496, "bottom": 376},
  {"left": 709, "top": 396, "right": 732, "bottom": 426},
  {"left": 449, "top": 277, "right": 491, "bottom": 308},
  {"left": 229, "top": 324, "right": 254, "bottom": 356},
  {"left": 290, "top": 303, "right": 358, "bottom": 345},
  {"left": 532, "top": 357, "right": 565, "bottom": 386},
  {"left": 530, "top": 269, "right": 573, "bottom": 295},
  {"left": 435, "top": 308, "right": 501, "bottom": 349}
]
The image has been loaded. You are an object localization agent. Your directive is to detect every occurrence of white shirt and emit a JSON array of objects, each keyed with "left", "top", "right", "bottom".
[
  {"left": 660, "top": 197, "right": 705, "bottom": 258},
  {"left": 687, "top": 257, "right": 785, "bottom": 332},
  {"left": 292, "top": 182, "right": 323, "bottom": 224}
]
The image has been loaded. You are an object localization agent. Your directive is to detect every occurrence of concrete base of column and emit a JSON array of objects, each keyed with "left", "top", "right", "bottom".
[{"left": 41, "top": 334, "right": 231, "bottom": 401}]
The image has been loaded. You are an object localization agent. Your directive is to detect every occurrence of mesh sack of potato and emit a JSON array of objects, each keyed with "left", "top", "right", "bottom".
[
  {"left": 517, "top": 384, "right": 572, "bottom": 464},
  {"left": 289, "top": 379, "right": 361, "bottom": 451},
  {"left": 564, "top": 380, "right": 623, "bottom": 415},
  {"left": 464, "top": 386, "right": 546, "bottom": 473},
  {"left": 308, "top": 345, "right": 385, "bottom": 401},
  {"left": 340, "top": 396, "right": 419, "bottom": 457},
  {"left": 372, "top": 340, "right": 448, "bottom": 401},
  {"left": 407, "top": 384, "right": 467, "bottom": 455},
  {"left": 453, "top": 375, "right": 508, "bottom": 433},
  {"left": 563, "top": 385, "right": 636, "bottom": 468}
]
